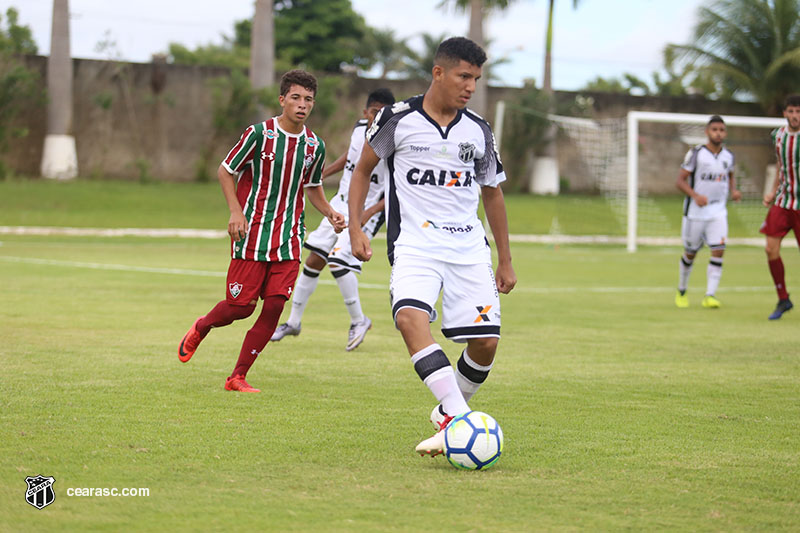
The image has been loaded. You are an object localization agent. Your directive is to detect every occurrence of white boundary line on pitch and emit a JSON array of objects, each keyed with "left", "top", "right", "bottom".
[
  {"left": 0, "top": 256, "right": 773, "bottom": 294},
  {"left": 0, "top": 226, "right": 776, "bottom": 247}
]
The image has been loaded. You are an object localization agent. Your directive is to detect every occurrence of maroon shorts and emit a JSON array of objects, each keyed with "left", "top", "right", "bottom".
[
  {"left": 760, "top": 204, "right": 800, "bottom": 240},
  {"left": 225, "top": 259, "right": 300, "bottom": 305}
]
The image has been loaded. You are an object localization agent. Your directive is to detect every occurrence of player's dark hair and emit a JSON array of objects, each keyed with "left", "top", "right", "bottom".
[
  {"left": 434, "top": 37, "right": 487, "bottom": 68},
  {"left": 784, "top": 94, "right": 800, "bottom": 109},
  {"left": 707, "top": 115, "right": 725, "bottom": 125},
  {"left": 366, "top": 88, "right": 395, "bottom": 108},
  {"left": 280, "top": 69, "right": 317, "bottom": 97}
]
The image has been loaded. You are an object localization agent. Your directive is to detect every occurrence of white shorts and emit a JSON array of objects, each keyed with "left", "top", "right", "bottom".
[
  {"left": 304, "top": 195, "right": 384, "bottom": 273},
  {"left": 390, "top": 254, "right": 501, "bottom": 342},
  {"left": 681, "top": 215, "right": 728, "bottom": 252}
]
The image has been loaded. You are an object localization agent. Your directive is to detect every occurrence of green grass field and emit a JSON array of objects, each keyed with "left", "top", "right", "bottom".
[{"left": 1, "top": 180, "right": 799, "bottom": 531}]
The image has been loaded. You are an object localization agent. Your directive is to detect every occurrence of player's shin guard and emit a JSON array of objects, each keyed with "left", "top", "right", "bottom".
[
  {"left": 331, "top": 268, "right": 364, "bottom": 323},
  {"left": 678, "top": 253, "right": 694, "bottom": 293},
  {"left": 707, "top": 257, "right": 723, "bottom": 295},
  {"left": 232, "top": 296, "right": 286, "bottom": 378},
  {"left": 286, "top": 266, "right": 320, "bottom": 327},
  {"left": 411, "top": 344, "right": 469, "bottom": 417},
  {"left": 455, "top": 348, "right": 493, "bottom": 403}
]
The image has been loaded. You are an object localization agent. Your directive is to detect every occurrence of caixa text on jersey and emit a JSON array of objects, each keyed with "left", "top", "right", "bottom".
[{"left": 406, "top": 168, "right": 474, "bottom": 187}]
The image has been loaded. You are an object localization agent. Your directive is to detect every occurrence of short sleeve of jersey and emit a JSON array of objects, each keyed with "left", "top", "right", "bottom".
[
  {"left": 367, "top": 102, "right": 407, "bottom": 159},
  {"left": 306, "top": 138, "right": 326, "bottom": 187},
  {"left": 222, "top": 124, "right": 259, "bottom": 174},
  {"left": 681, "top": 146, "right": 699, "bottom": 172},
  {"left": 473, "top": 117, "right": 506, "bottom": 188}
]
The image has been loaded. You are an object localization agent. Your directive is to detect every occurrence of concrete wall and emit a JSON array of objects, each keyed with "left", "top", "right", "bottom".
[{"left": 6, "top": 55, "right": 777, "bottom": 195}]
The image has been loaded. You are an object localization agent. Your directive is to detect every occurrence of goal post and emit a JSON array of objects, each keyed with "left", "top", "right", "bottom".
[{"left": 626, "top": 111, "right": 786, "bottom": 252}]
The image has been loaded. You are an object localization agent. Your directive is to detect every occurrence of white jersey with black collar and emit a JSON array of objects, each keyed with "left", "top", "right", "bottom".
[
  {"left": 335, "top": 119, "right": 386, "bottom": 211},
  {"left": 366, "top": 94, "right": 505, "bottom": 265},
  {"left": 681, "top": 144, "right": 735, "bottom": 219}
]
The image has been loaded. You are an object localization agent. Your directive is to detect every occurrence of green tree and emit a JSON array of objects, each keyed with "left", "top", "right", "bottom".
[
  {"left": 362, "top": 28, "right": 412, "bottom": 78},
  {"left": 273, "top": 0, "right": 371, "bottom": 72},
  {"left": 0, "top": 7, "right": 43, "bottom": 178},
  {"left": 668, "top": 0, "right": 800, "bottom": 114}
]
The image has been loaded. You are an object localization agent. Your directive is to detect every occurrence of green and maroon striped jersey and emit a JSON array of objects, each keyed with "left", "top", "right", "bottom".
[
  {"left": 772, "top": 126, "right": 800, "bottom": 210},
  {"left": 222, "top": 118, "right": 325, "bottom": 261}
]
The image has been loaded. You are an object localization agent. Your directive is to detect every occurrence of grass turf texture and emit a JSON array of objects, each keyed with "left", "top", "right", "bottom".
[
  {"left": 1, "top": 179, "right": 798, "bottom": 530},
  {"left": 0, "top": 177, "right": 771, "bottom": 237}
]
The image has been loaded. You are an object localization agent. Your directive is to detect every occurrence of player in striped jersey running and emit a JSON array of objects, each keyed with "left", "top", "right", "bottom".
[
  {"left": 178, "top": 70, "right": 346, "bottom": 392},
  {"left": 761, "top": 94, "right": 800, "bottom": 320}
]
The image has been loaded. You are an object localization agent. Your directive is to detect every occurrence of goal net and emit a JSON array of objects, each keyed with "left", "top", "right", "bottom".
[{"left": 549, "top": 110, "right": 785, "bottom": 251}]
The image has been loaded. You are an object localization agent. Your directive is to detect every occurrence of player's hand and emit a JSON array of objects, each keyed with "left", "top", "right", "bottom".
[
  {"left": 329, "top": 211, "right": 347, "bottom": 234},
  {"left": 350, "top": 228, "right": 373, "bottom": 262},
  {"left": 763, "top": 191, "right": 775, "bottom": 207},
  {"left": 495, "top": 261, "right": 516, "bottom": 294},
  {"left": 228, "top": 211, "right": 247, "bottom": 241},
  {"left": 694, "top": 194, "right": 708, "bottom": 207},
  {"left": 731, "top": 189, "right": 742, "bottom": 202}
]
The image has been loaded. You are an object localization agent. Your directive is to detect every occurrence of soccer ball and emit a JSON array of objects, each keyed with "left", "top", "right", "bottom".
[{"left": 443, "top": 411, "right": 503, "bottom": 470}]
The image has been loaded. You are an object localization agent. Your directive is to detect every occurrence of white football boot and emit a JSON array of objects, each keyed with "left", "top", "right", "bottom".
[
  {"left": 415, "top": 414, "right": 454, "bottom": 457},
  {"left": 345, "top": 316, "right": 371, "bottom": 351},
  {"left": 271, "top": 322, "right": 301, "bottom": 341},
  {"left": 430, "top": 404, "right": 447, "bottom": 430}
]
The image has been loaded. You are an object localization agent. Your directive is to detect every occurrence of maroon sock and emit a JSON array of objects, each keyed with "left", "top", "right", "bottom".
[
  {"left": 768, "top": 258, "right": 789, "bottom": 300},
  {"left": 232, "top": 296, "right": 287, "bottom": 378},
  {"left": 197, "top": 301, "right": 255, "bottom": 336}
]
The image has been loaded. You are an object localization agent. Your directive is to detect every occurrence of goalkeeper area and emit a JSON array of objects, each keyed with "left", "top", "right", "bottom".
[
  {"left": 542, "top": 109, "right": 786, "bottom": 250},
  {"left": 1, "top": 180, "right": 798, "bottom": 530}
]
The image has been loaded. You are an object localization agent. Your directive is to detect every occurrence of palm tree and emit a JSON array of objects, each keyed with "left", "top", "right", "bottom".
[
  {"left": 41, "top": 0, "right": 77, "bottom": 180},
  {"left": 439, "top": 0, "right": 513, "bottom": 116},
  {"left": 250, "top": 0, "right": 275, "bottom": 90},
  {"left": 668, "top": 0, "right": 800, "bottom": 115}
]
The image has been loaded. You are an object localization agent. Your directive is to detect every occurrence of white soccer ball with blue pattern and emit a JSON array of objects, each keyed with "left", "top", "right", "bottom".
[{"left": 443, "top": 411, "right": 503, "bottom": 470}]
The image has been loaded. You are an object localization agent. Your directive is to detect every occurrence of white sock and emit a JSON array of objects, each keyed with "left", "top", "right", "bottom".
[
  {"left": 455, "top": 348, "right": 493, "bottom": 403},
  {"left": 707, "top": 257, "right": 723, "bottom": 296},
  {"left": 286, "top": 266, "right": 320, "bottom": 327},
  {"left": 411, "top": 344, "right": 469, "bottom": 417},
  {"left": 678, "top": 253, "right": 694, "bottom": 292},
  {"left": 332, "top": 268, "right": 364, "bottom": 323}
]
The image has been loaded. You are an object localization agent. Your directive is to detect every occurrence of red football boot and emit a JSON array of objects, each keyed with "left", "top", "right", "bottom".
[
  {"left": 178, "top": 317, "right": 206, "bottom": 363},
  {"left": 224, "top": 375, "right": 261, "bottom": 393}
]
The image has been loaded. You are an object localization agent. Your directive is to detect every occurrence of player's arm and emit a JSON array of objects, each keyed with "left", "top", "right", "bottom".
[
  {"left": 675, "top": 168, "right": 707, "bottom": 206},
  {"left": 217, "top": 164, "right": 247, "bottom": 241},
  {"left": 763, "top": 163, "right": 781, "bottom": 206},
  {"left": 322, "top": 151, "right": 347, "bottom": 180},
  {"left": 306, "top": 185, "right": 346, "bottom": 233},
  {"left": 360, "top": 198, "right": 385, "bottom": 227},
  {"left": 349, "top": 142, "right": 380, "bottom": 261},
  {"left": 482, "top": 185, "right": 517, "bottom": 294},
  {"left": 729, "top": 171, "right": 742, "bottom": 202}
]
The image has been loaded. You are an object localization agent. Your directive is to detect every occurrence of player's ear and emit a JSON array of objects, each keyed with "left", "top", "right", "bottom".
[{"left": 432, "top": 64, "right": 444, "bottom": 81}]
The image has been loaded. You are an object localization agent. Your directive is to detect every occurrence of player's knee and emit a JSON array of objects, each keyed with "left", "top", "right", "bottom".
[
  {"left": 261, "top": 295, "right": 286, "bottom": 315},
  {"left": 394, "top": 308, "right": 427, "bottom": 333},
  {"left": 232, "top": 302, "right": 257, "bottom": 320},
  {"left": 306, "top": 253, "right": 327, "bottom": 270},
  {"left": 467, "top": 337, "right": 498, "bottom": 360}
]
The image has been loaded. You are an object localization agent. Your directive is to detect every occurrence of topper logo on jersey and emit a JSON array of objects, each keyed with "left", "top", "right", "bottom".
[
  {"left": 406, "top": 168, "right": 473, "bottom": 187},
  {"left": 421, "top": 220, "right": 474, "bottom": 234}
]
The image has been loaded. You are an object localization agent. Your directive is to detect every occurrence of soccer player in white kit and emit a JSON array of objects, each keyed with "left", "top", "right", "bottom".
[
  {"left": 349, "top": 37, "right": 516, "bottom": 457},
  {"left": 271, "top": 89, "right": 395, "bottom": 350},
  {"left": 674, "top": 115, "right": 741, "bottom": 308}
]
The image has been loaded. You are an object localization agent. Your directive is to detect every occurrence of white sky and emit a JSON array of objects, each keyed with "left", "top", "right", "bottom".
[{"left": 5, "top": 0, "right": 705, "bottom": 90}]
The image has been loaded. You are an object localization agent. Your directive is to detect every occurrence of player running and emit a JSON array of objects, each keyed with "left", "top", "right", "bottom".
[
  {"left": 761, "top": 94, "right": 800, "bottom": 320},
  {"left": 674, "top": 115, "right": 741, "bottom": 309},
  {"left": 271, "top": 89, "right": 396, "bottom": 351},
  {"left": 349, "top": 37, "right": 516, "bottom": 457},
  {"left": 177, "top": 70, "right": 346, "bottom": 392}
]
